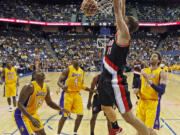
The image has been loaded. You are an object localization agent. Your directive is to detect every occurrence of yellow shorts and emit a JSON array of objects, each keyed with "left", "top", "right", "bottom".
[
  {"left": 136, "top": 99, "right": 161, "bottom": 130},
  {"left": 62, "top": 92, "right": 83, "bottom": 117},
  {"left": 4, "top": 83, "right": 17, "bottom": 98},
  {"left": 13, "top": 108, "right": 43, "bottom": 135}
]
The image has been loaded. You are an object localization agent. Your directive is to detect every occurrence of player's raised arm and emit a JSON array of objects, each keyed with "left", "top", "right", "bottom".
[
  {"left": 57, "top": 68, "right": 69, "bottom": 92},
  {"left": 113, "top": 0, "right": 130, "bottom": 42},
  {"left": 121, "top": 0, "right": 126, "bottom": 18}
]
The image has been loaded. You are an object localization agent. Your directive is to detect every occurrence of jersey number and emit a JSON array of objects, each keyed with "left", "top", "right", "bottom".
[
  {"left": 8, "top": 75, "right": 14, "bottom": 80},
  {"left": 145, "top": 80, "right": 153, "bottom": 87},
  {"left": 36, "top": 98, "right": 43, "bottom": 107},
  {"left": 107, "top": 47, "right": 112, "bottom": 55},
  {"left": 74, "top": 78, "right": 78, "bottom": 85}
]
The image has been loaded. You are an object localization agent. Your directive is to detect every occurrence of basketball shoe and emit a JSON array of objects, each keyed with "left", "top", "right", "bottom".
[{"left": 109, "top": 127, "right": 124, "bottom": 135}]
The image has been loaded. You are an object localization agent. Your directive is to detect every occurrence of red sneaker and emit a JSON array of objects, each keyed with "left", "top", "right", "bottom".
[{"left": 109, "top": 127, "right": 124, "bottom": 135}]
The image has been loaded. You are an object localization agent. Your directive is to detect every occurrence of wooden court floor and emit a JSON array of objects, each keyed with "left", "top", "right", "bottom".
[{"left": 0, "top": 72, "right": 179, "bottom": 135}]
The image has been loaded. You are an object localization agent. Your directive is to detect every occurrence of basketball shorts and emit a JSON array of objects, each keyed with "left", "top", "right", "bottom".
[
  {"left": 136, "top": 99, "right": 161, "bottom": 130},
  {"left": 13, "top": 108, "right": 43, "bottom": 135},
  {"left": 98, "top": 75, "right": 132, "bottom": 114},
  {"left": 4, "top": 83, "right": 17, "bottom": 98},
  {"left": 92, "top": 94, "right": 101, "bottom": 114},
  {"left": 132, "top": 74, "right": 141, "bottom": 89},
  {"left": 59, "top": 91, "right": 83, "bottom": 117}
]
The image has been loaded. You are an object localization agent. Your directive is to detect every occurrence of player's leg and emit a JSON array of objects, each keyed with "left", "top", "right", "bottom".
[
  {"left": 57, "top": 115, "right": 67, "bottom": 134},
  {"left": 57, "top": 92, "right": 72, "bottom": 134},
  {"left": 13, "top": 108, "right": 33, "bottom": 135},
  {"left": 72, "top": 93, "right": 84, "bottom": 135},
  {"left": 6, "top": 87, "right": 12, "bottom": 112},
  {"left": 90, "top": 113, "right": 98, "bottom": 135},
  {"left": 12, "top": 96, "right": 16, "bottom": 107},
  {"left": 35, "top": 129, "right": 46, "bottom": 135},
  {"left": 99, "top": 78, "right": 123, "bottom": 134},
  {"left": 90, "top": 94, "right": 101, "bottom": 135},
  {"left": 144, "top": 100, "right": 159, "bottom": 135},
  {"left": 118, "top": 84, "right": 155, "bottom": 135},
  {"left": 105, "top": 114, "right": 112, "bottom": 133},
  {"left": 74, "top": 114, "right": 83, "bottom": 134}
]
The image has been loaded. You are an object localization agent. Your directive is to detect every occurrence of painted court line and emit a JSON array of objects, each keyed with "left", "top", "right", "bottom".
[{"left": 161, "top": 118, "right": 177, "bottom": 135}]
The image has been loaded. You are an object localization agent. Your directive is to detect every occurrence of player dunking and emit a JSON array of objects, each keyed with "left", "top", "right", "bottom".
[
  {"left": 136, "top": 52, "right": 167, "bottom": 134},
  {"left": 57, "top": 56, "right": 94, "bottom": 135},
  {"left": 87, "top": 0, "right": 158, "bottom": 134},
  {"left": 87, "top": 74, "right": 112, "bottom": 135},
  {"left": 0, "top": 60, "right": 19, "bottom": 112},
  {"left": 13, "top": 70, "right": 69, "bottom": 135}
]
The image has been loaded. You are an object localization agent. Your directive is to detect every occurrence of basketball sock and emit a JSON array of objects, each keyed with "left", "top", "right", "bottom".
[
  {"left": 9, "top": 105, "right": 12, "bottom": 108},
  {"left": 111, "top": 121, "right": 119, "bottom": 129},
  {"left": 73, "top": 132, "right": 77, "bottom": 135},
  {"left": 91, "top": 132, "right": 94, "bottom": 135}
]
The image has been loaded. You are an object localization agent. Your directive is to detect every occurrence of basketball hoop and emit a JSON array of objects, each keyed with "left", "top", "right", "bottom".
[{"left": 96, "top": 0, "right": 113, "bottom": 15}]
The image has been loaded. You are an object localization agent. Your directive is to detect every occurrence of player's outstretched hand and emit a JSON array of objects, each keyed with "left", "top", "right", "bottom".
[
  {"left": 61, "top": 108, "right": 70, "bottom": 116},
  {"left": 30, "top": 117, "right": 40, "bottom": 128},
  {"left": 0, "top": 81, "right": 3, "bottom": 85}
]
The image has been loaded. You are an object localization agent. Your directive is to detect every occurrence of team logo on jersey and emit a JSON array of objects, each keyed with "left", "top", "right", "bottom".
[
  {"left": 36, "top": 92, "right": 46, "bottom": 96},
  {"left": 72, "top": 73, "right": 82, "bottom": 77}
]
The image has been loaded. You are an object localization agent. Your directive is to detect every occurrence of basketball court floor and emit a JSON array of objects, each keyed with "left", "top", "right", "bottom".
[{"left": 0, "top": 72, "right": 179, "bottom": 135}]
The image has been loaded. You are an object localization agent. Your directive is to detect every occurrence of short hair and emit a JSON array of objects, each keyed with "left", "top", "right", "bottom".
[
  {"left": 127, "top": 16, "right": 139, "bottom": 33},
  {"left": 152, "top": 51, "right": 162, "bottom": 65}
]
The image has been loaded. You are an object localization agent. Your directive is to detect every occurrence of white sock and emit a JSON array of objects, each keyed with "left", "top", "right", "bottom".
[
  {"left": 9, "top": 105, "right": 12, "bottom": 108},
  {"left": 73, "top": 132, "right": 77, "bottom": 135}
]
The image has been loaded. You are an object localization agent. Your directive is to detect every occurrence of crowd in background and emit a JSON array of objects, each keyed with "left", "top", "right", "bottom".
[
  {"left": 0, "top": 28, "right": 179, "bottom": 74},
  {"left": 0, "top": 0, "right": 179, "bottom": 23}
]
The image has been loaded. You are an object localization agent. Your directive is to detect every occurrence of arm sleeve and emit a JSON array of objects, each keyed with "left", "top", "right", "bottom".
[{"left": 151, "top": 83, "right": 166, "bottom": 95}]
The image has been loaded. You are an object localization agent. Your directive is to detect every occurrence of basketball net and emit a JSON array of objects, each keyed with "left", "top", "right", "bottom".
[{"left": 96, "top": 0, "right": 113, "bottom": 15}]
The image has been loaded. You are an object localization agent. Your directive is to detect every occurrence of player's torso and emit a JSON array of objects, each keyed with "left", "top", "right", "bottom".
[
  {"left": 103, "top": 36, "right": 129, "bottom": 81},
  {"left": 25, "top": 81, "right": 47, "bottom": 114},
  {"left": 134, "top": 61, "right": 142, "bottom": 75},
  {"left": 5, "top": 67, "right": 17, "bottom": 84},
  {"left": 66, "top": 65, "right": 84, "bottom": 92},
  {"left": 140, "top": 67, "right": 162, "bottom": 100}
]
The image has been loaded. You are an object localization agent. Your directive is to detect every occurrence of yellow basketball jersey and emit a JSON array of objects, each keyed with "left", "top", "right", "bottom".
[
  {"left": 5, "top": 67, "right": 17, "bottom": 84},
  {"left": 65, "top": 65, "right": 85, "bottom": 92},
  {"left": 140, "top": 67, "right": 162, "bottom": 100},
  {"left": 25, "top": 81, "right": 47, "bottom": 115}
]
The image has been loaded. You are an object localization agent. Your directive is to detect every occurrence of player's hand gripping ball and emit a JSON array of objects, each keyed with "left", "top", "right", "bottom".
[{"left": 81, "top": 0, "right": 98, "bottom": 16}]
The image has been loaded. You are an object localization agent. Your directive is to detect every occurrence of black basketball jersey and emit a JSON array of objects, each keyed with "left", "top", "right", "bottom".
[
  {"left": 134, "top": 61, "right": 142, "bottom": 72},
  {"left": 102, "top": 35, "right": 129, "bottom": 83}
]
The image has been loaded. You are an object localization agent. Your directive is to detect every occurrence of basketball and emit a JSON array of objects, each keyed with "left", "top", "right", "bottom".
[{"left": 81, "top": 0, "right": 98, "bottom": 16}]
